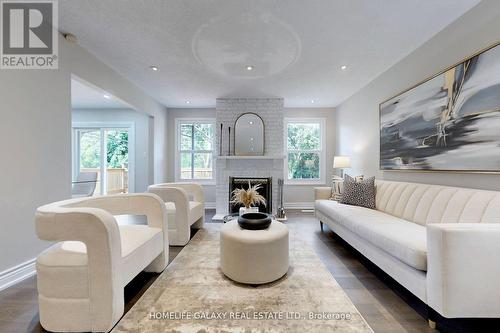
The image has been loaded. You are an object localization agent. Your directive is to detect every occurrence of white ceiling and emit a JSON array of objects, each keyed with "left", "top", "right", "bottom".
[
  {"left": 60, "top": 0, "right": 480, "bottom": 108},
  {"left": 71, "top": 79, "right": 131, "bottom": 109}
]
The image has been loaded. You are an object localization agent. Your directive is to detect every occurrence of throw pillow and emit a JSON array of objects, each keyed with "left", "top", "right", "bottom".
[
  {"left": 332, "top": 175, "right": 364, "bottom": 201},
  {"left": 340, "top": 175, "right": 376, "bottom": 209}
]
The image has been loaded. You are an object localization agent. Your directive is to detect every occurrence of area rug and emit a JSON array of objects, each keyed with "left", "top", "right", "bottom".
[{"left": 113, "top": 224, "right": 373, "bottom": 333}]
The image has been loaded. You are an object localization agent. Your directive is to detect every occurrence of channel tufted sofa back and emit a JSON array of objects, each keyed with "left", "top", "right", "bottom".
[{"left": 375, "top": 180, "right": 500, "bottom": 225}]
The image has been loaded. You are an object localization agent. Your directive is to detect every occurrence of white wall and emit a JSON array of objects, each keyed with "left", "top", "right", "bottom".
[
  {"left": 72, "top": 108, "right": 153, "bottom": 192},
  {"left": 167, "top": 107, "right": 335, "bottom": 208},
  {"left": 335, "top": 0, "right": 500, "bottom": 191},
  {"left": 0, "top": 34, "right": 167, "bottom": 275}
]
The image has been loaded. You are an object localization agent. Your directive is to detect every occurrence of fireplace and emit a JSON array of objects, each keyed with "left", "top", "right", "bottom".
[{"left": 229, "top": 177, "right": 272, "bottom": 214}]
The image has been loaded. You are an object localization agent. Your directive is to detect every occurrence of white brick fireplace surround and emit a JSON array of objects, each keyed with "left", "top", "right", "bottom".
[{"left": 215, "top": 98, "right": 284, "bottom": 216}]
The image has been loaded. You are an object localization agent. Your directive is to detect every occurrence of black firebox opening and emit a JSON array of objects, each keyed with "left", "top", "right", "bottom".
[{"left": 229, "top": 177, "right": 272, "bottom": 214}]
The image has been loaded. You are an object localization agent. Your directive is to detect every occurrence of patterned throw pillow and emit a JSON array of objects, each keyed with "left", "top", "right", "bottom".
[{"left": 340, "top": 175, "right": 376, "bottom": 209}]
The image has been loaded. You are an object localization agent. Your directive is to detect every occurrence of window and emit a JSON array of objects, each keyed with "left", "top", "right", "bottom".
[
  {"left": 72, "top": 122, "right": 134, "bottom": 195},
  {"left": 176, "top": 119, "right": 215, "bottom": 182},
  {"left": 285, "top": 118, "right": 325, "bottom": 184}
]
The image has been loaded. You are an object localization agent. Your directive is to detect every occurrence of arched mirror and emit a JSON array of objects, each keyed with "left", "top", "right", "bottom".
[{"left": 234, "top": 113, "right": 264, "bottom": 156}]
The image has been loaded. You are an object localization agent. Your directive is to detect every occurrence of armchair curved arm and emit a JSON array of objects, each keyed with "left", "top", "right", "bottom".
[
  {"left": 69, "top": 193, "right": 168, "bottom": 230},
  {"left": 148, "top": 184, "right": 191, "bottom": 245},
  {"left": 69, "top": 193, "right": 169, "bottom": 272},
  {"left": 35, "top": 205, "right": 123, "bottom": 331},
  {"left": 427, "top": 223, "right": 500, "bottom": 318},
  {"left": 152, "top": 182, "right": 204, "bottom": 203}
]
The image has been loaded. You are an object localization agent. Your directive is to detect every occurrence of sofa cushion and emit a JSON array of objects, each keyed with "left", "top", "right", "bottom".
[
  {"left": 375, "top": 180, "right": 500, "bottom": 225},
  {"left": 340, "top": 175, "right": 376, "bottom": 209},
  {"left": 165, "top": 201, "right": 204, "bottom": 226},
  {"left": 316, "top": 200, "right": 427, "bottom": 271}
]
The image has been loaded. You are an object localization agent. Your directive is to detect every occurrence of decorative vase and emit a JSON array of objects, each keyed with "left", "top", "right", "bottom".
[
  {"left": 239, "top": 206, "right": 259, "bottom": 216},
  {"left": 238, "top": 212, "right": 272, "bottom": 230}
]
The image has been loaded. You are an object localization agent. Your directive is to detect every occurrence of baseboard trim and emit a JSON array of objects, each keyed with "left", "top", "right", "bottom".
[
  {"left": 284, "top": 202, "right": 315, "bottom": 210},
  {"left": 205, "top": 202, "right": 216, "bottom": 209},
  {"left": 0, "top": 258, "right": 36, "bottom": 292}
]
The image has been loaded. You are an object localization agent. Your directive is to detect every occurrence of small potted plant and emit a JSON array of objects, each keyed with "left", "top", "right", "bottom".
[{"left": 230, "top": 181, "right": 267, "bottom": 216}]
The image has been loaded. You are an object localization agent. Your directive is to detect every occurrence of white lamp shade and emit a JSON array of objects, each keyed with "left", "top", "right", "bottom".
[{"left": 333, "top": 156, "right": 351, "bottom": 169}]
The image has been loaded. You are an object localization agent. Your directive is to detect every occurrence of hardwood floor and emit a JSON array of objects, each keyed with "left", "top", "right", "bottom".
[
  {"left": 0, "top": 210, "right": 497, "bottom": 332},
  {"left": 285, "top": 210, "right": 434, "bottom": 333}
]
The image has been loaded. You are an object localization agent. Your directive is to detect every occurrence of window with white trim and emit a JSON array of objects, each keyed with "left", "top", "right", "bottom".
[
  {"left": 285, "top": 118, "right": 325, "bottom": 184},
  {"left": 176, "top": 119, "right": 215, "bottom": 182}
]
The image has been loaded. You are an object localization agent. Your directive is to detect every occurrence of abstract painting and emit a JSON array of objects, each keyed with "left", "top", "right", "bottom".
[{"left": 380, "top": 42, "right": 500, "bottom": 172}]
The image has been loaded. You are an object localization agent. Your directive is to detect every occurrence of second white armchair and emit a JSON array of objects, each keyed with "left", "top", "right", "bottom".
[{"left": 148, "top": 183, "right": 205, "bottom": 246}]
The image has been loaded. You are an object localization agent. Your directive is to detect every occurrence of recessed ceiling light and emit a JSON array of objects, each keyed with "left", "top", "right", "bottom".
[
  {"left": 246, "top": 65, "right": 254, "bottom": 71},
  {"left": 185, "top": 100, "right": 191, "bottom": 104},
  {"left": 340, "top": 65, "right": 348, "bottom": 70},
  {"left": 103, "top": 94, "right": 111, "bottom": 99},
  {"left": 150, "top": 65, "right": 159, "bottom": 71}
]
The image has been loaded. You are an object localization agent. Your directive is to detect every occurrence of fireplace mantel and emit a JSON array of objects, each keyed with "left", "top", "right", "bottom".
[{"left": 215, "top": 98, "right": 284, "bottom": 217}]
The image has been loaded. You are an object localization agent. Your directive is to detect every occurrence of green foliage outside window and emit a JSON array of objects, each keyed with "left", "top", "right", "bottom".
[
  {"left": 287, "top": 123, "right": 321, "bottom": 179},
  {"left": 106, "top": 131, "right": 128, "bottom": 168},
  {"left": 80, "top": 131, "right": 100, "bottom": 168},
  {"left": 180, "top": 123, "right": 214, "bottom": 179},
  {"left": 79, "top": 130, "right": 128, "bottom": 169}
]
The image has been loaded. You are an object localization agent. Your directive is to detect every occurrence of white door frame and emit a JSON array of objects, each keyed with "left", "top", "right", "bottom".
[{"left": 72, "top": 121, "right": 135, "bottom": 194}]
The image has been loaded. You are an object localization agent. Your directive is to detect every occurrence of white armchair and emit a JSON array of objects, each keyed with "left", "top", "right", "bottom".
[
  {"left": 35, "top": 193, "right": 168, "bottom": 332},
  {"left": 148, "top": 183, "right": 205, "bottom": 246}
]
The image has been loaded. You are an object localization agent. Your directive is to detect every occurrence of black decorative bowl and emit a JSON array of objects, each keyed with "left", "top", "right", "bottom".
[{"left": 238, "top": 212, "right": 272, "bottom": 230}]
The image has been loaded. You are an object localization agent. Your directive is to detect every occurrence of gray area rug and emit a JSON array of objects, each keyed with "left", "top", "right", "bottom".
[{"left": 113, "top": 224, "right": 373, "bottom": 333}]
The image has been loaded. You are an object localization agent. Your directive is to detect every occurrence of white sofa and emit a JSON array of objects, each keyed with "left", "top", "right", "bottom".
[
  {"left": 148, "top": 183, "right": 205, "bottom": 246},
  {"left": 315, "top": 180, "right": 500, "bottom": 323},
  {"left": 35, "top": 193, "right": 168, "bottom": 332}
]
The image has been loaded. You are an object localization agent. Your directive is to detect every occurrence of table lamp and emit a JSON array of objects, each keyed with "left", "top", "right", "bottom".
[
  {"left": 333, "top": 156, "right": 351, "bottom": 178},
  {"left": 331, "top": 155, "right": 351, "bottom": 201}
]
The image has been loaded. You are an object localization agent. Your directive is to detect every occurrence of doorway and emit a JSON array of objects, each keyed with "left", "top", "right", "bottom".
[{"left": 72, "top": 124, "right": 135, "bottom": 195}]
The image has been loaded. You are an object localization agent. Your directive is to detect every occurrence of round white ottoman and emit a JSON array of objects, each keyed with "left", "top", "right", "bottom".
[{"left": 220, "top": 220, "right": 289, "bottom": 284}]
